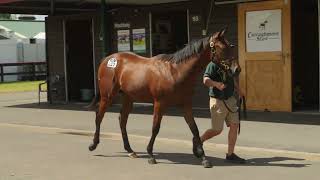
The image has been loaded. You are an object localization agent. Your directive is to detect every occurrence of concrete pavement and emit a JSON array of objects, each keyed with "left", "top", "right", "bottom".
[
  {"left": 0, "top": 122, "right": 318, "bottom": 180},
  {"left": 1, "top": 91, "right": 320, "bottom": 153},
  {"left": 0, "top": 91, "right": 320, "bottom": 179}
]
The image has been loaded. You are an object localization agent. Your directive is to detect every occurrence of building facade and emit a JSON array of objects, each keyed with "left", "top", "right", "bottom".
[{"left": 1, "top": 0, "right": 318, "bottom": 112}]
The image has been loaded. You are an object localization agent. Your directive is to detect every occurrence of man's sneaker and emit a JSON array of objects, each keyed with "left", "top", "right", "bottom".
[{"left": 225, "top": 153, "right": 246, "bottom": 164}]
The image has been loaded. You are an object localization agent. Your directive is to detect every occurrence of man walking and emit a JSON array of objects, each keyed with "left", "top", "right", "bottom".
[{"left": 200, "top": 61, "right": 246, "bottom": 164}]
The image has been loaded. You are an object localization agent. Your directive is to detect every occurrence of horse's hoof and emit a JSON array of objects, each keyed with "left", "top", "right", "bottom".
[
  {"left": 128, "top": 152, "right": 139, "bottom": 158},
  {"left": 148, "top": 158, "right": 157, "bottom": 165},
  {"left": 202, "top": 160, "right": 212, "bottom": 168},
  {"left": 193, "top": 147, "right": 202, "bottom": 158},
  {"left": 193, "top": 151, "right": 201, "bottom": 158},
  {"left": 88, "top": 143, "right": 97, "bottom": 151}
]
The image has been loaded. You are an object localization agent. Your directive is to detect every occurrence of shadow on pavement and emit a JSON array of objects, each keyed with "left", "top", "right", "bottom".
[
  {"left": 6, "top": 101, "right": 320, "bottom": 125},
  {"left": 95, "top": 152, "right": 310, "bottom": 168},
  {"left": 7, "top": 102, "right": 208, "bottom": 117}
]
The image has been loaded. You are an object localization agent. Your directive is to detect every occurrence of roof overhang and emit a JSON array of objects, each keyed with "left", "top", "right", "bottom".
[
  {"left": 0, "top": 0, "right": 192, "bottom": 14},
  {"left": 0, "top": 0, "right": 265, "bottom": 15}
]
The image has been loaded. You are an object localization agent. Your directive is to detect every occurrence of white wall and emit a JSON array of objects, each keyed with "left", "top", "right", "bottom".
[
  {"left": 23, "top": 40, "right": 46, "bottom": 62},
  {"left": 0, "top": 39, "right": 19, "bottom": 81},
  {"left": 0, "top": 39, "right": 46, "bottom": 82}
]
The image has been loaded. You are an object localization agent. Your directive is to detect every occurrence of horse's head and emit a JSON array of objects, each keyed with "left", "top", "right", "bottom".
[{"left": 208, "top": 28, "right": 237, "bottom": 71}]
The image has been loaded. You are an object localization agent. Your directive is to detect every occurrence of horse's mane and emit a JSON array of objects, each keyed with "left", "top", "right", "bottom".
[{"left": 155, "top": 36, "right": 210, "bottom": 64}]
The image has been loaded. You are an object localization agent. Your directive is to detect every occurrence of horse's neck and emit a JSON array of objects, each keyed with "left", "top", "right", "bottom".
[{"left": 174, "top": 48, "right": 211, "bottom": 82}]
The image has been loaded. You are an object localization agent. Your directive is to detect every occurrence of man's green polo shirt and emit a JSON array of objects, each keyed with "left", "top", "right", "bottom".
[{"left": 203, "top": 62, "right": 235, "bottom": 100}]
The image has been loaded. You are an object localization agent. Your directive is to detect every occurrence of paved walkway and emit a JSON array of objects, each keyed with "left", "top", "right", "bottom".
[
  {"left": 0, "top": 92, "right": 320, "bottom": 179},
  {"left": 0, "top": 119, "right": 319, "bottom": 180},
  {"left": 1, "top": 91, "right": 320, "bottom": 153}
]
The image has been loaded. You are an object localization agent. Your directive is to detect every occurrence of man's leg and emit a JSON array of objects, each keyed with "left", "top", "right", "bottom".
[
  {"left": 201, "top": 97, "right": 225, "bottom": 143},
  {"left": 201, "top": 129, "right": 222, "bottom": 143},
  {"left": 225, "top": 122, "right": 245, "bottom": 164},
  {"left": 225, "top": 98, "right": 246, "bottom": 164},
  {"left": 227, "top": 123, "right": 239, "bottom": 155}
]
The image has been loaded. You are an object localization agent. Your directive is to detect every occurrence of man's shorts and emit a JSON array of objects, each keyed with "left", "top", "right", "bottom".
[{"left": 209, "top": 96, "right": 239, "bottom": 131}]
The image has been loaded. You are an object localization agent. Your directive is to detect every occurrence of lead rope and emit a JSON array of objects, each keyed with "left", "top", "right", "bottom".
[
  {"left": 210, "top": 43, "right": 242, "bottom": 134},
  {"left": 217, "top": 67, "right": 241, "bottom": 135}
]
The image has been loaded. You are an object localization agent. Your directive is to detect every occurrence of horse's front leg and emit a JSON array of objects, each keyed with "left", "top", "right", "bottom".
[
  {"left": 183, "top": 104, "right": 212, "bottom": 168},
  {"left": 147, "top": 101, "right": 164, "bottom": 164},
  {"left": 119, "top": 95, "right": 138, "bottom": 158}
]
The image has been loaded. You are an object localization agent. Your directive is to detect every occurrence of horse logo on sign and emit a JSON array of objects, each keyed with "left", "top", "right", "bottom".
[{"left": 259, "top": 20, "right": 268, "bottom": 31}]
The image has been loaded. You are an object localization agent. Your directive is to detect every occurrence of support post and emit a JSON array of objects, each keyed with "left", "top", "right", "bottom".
[
  {"left": 318, "top": 0, "right": 320, "bottom": 112},
  {"left": 101, "top": 0, "right": 108, "bottom": 57},
  {"left": 149, "top": 12, "right": 152, "bottom": 57},
  {"left": 0, "top": 65, "right": 3, "bottom": 82},
  {"left": 50, "top": 0, "right": 55, "bottom": 15},
  {"left": 31, "top": 64, "right": 36, "bottom": 81}
]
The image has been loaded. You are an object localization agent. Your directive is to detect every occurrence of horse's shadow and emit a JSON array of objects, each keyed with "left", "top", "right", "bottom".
[{"left": 95, "top": 152, "right": 310, "bottom": 168}]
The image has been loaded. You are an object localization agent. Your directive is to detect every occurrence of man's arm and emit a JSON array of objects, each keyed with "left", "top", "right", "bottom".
[{"left": 203, "top": 76, "right": 226, "bottom": 91}]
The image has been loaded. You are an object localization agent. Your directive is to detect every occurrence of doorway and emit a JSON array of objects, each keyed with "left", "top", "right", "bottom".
[
  {"left": 65, "top": 19, "right": 94, "bottom": 102},
  {"left": 292, "top": 0, "right": 319, "bottom": 111},
  {"left": 152, "top": 11, "right": 188, "bottom": 56},
  {"left": 238, "top": 1, "right": 292, "bottom": 111}
]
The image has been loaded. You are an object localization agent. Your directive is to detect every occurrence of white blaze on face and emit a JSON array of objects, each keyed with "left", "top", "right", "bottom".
[
  {"left": 107, "top": 58, "right": 117, "bottom": 68},
  {"left": 230, "top": 61, "right": 238, "bottom": 74}
]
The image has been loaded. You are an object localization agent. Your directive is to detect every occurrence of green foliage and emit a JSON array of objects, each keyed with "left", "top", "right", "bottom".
[
  {"left": 0, "top": 14, "right": 12, "bottom": 20},
  {"left": 0, "top": 81, "right": 46, "bottom": 93}
]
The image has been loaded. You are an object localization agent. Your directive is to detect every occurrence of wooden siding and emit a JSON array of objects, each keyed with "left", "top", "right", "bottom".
[
  {"left": 47, "top": 13, "right": 103, "bottom": 103},
  {"left": 46, "top": 16, "right": 66, "bottom": 103},
  {"left": 238, "top": 1, "right": 292, "bottom": 111}
]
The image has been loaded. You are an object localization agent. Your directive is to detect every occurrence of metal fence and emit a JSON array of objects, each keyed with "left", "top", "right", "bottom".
[{"left": 0, "top": 61, "right": 46, "bottom": 82}]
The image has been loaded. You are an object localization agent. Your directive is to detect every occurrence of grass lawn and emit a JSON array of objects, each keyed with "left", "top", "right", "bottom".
[{"left": 0, "top": 81, "right": 46, "bottom": 93}]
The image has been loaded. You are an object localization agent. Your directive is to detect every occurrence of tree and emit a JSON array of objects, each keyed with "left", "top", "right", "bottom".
[{"left": 0, "top": 14, "right": 12, "bottom": 20}]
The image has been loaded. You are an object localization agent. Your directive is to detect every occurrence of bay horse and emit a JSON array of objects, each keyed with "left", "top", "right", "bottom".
[{"left": 88, "top": 28, "right": 236, "bottom": 168}]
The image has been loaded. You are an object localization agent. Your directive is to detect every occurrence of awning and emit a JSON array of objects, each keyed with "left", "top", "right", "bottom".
[
  {"left": 0, "top": 0, "right": 192, "bottom": 14},
  {"left": 0, "top": 0, "right": 21, "bottom": 4},
  {"left": 0, "top": 0, "right": 265, "bottom": 15}
]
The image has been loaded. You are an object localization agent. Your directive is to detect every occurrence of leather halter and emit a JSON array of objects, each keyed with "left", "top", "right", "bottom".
[
  {"left": 209, "top": 36, "right": 242, "bottom": 134},
  {"left": 209, "top": 37, "right": 231, "bottom": 71}
]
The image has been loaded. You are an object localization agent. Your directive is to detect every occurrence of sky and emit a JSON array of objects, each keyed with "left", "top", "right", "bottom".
[
  {"left": 13, "top": 14, "right": 47, "bottom": 21},
  {"left": 34, "top": 15, "right": 47, "bottom": 21}
]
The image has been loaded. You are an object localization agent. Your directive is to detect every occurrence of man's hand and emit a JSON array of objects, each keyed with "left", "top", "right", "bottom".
[
  {"left": 213, "top": 82, "right": 226, "bottom": 91},
  {"left": 203, "top": 77, "right": 226, "bottom": 91}
]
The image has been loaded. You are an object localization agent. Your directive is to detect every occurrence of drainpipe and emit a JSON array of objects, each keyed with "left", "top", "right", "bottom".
[
  {"left": 101, "top": 0, "right": 108, "bottom": 57},
  {"left": 318, "top": 0, "right": 320, "bottom": 112},
  {"left": 50, "top": 0, "right": 55, "bottom": 15}
]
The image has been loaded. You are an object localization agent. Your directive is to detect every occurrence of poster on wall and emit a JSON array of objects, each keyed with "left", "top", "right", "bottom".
[
  {"left": 246, "top": 9, "right": 282, "bottom": 52},
  {"left": 132, "top": 28, "right": 146, "bottom": 53},
  {"left": 117, "top": 30, "right": 130, "bottom": 52}
]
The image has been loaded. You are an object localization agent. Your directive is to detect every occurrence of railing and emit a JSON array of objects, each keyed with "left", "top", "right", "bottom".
[{"left": 0, "top": 61, "right": 46, "bottom": 82}]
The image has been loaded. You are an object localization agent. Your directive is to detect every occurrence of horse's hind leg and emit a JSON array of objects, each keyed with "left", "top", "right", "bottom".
[
  {"left": 147, "top": 101, "right": 164, "bottom": 164},
  {"left": 119, "top": 94, "right": 138, "bottom": 158},
  {"left": 183, "top": 104, "right": 212, "bottom": 168},
  {"left": 89, "top": 81, "right": 119, "bottom": 151},
  {"left": 88, "top": 97, "right": 111, "bottom": 151}
]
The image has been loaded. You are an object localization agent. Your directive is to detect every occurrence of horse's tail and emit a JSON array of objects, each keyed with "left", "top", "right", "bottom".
[
  {"left": 85, "top": 91, "right": 100, "bottom": 111},
  {"left": 85, "top": 54, "right": 118, "bottom": 111}
]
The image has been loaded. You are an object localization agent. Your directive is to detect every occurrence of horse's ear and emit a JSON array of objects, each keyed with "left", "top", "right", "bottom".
[{"left": 218, "top": 27, "right": 228, "bottom": 37}]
